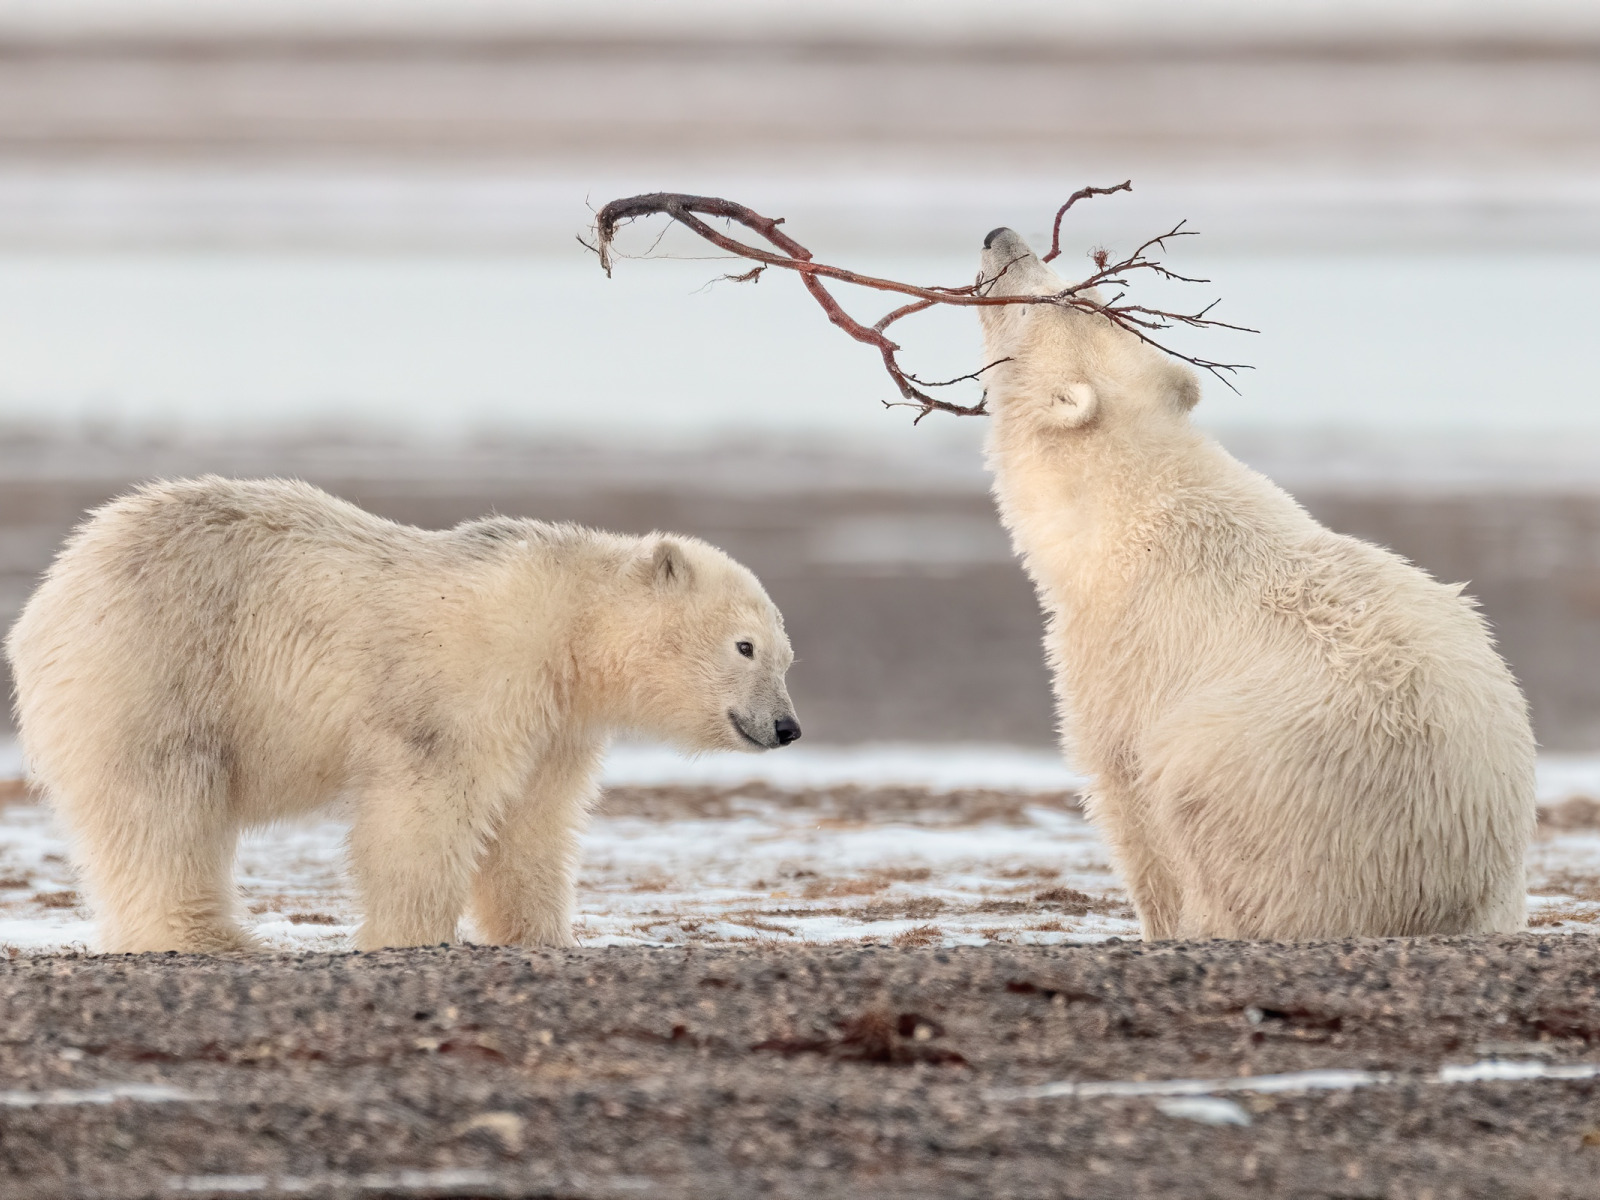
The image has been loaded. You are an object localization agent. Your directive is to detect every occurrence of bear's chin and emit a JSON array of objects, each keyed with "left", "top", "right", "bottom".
[{"left": 725, "top": 712, "right": 772, "bottom": 752}]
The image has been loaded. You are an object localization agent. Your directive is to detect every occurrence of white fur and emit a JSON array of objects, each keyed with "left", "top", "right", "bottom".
[
  {"left": 5, "top": 477, "right": 798, "bottom": 953},
  {"left": 977, "top": 229, "right": 1535, "bottom": 941}
]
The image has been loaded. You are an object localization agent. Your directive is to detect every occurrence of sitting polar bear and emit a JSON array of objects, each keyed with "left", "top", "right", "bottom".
[
  {"left": 6, "top": 477, "right": 800, "bottom": 954},
  {"left": 977, "top": 227, "right": 1534, "bottom": 941}
]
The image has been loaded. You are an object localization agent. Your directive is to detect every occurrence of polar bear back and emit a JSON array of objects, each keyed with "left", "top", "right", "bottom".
[
  {"left": 7, "top": 477, "right": 591, "bottom": 822},
  {"left": 1066, "top": 451, "right": 1534, "bottom": 937}
]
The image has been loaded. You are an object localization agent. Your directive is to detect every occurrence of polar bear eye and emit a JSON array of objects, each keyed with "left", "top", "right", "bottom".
[{"left": 736, "top": 641, "right": 754, "bottom": 659}]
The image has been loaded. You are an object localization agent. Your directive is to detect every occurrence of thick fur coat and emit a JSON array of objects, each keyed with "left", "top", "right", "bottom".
[
  {"left": 6, "top": 477, "right": 798, "bottom": 953},
  {"left": 977, "top": 228, "right": 1535, "bottom": 940}
]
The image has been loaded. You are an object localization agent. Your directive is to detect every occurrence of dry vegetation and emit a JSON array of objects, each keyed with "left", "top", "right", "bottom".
[{"left": 1539, "top": 796, "right": 1600, "bottom": 831}]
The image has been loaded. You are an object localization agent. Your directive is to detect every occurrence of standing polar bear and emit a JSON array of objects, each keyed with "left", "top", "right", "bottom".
[
  {"left": 977, "top": 227, "right": 1535, "bottom": 941},
  {"left": 6, "top": 477, "right": 800, "bottom": 954}
]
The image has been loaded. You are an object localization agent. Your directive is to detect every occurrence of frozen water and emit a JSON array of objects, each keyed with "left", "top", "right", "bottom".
[
  {"left": 1, "top": 248, "right": 1598, "bottom": 447},
  {"left": 600, "top": 741, "right": 1084, "bottom": 793}
]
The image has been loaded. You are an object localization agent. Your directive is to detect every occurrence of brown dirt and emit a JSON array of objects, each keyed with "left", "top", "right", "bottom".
[
  {"left": 7, "top": 775, "right": 1600, "bottom": 830},
  {"left": 600, "top": 784, "right": 1083, "bottom": 826},
  {"left": 2, "top": 937, "right": 1600, "bottom": 1198},
  {"left": 1540, "top": 796, "right": 1600, "bottom": 831},
  {"left": 8, "top": 445, "right": 1600, "bottom": 750}
]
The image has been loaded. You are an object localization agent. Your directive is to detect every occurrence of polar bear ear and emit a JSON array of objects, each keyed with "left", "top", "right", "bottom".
[
  {"left": 1047, "top": 381, "right": 1099, "bottom": 428},
  {"left": 1171, "top": 369, "right": 1201, "bottom": 412},
  {"left": 645, "top": 538, "right": 694, "bottom": 589}
]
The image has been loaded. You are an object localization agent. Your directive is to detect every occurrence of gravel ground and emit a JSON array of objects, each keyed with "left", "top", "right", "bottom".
[
  {"left": 2, "top": 767, "right": 1597, "bottom": 1197},
  {"left": 2, "top": 938, "right": 1600, "bottom": 1199}
]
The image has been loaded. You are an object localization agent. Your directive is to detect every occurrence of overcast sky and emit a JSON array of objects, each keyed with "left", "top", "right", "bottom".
[{"left": 2, "top": 0, "right": 1599, "bottom": 40}]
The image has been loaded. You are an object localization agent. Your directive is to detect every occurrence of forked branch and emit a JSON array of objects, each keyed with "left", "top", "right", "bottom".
[
  {"left": 590, "top": 186, "right": 1254, "bottom": 422},
  {"left": 1041, "top": 180, "right": 1133, "bottom": 263}
]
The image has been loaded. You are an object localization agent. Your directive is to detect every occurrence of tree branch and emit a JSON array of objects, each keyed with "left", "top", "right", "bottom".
[
  {"left": 1041, "top": 180, "right": 1133, "bottom": 263},
  {"left": 592, "top": 185, "right": 1254, "bottom": 420}
]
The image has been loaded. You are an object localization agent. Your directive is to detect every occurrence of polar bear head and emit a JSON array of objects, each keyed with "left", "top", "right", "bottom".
[
  {"left": 611, "top": 536, "right": 800, "bottom": 754},
  {"left": 975, "top": 227, "right": 1201, "bottom": 436}
]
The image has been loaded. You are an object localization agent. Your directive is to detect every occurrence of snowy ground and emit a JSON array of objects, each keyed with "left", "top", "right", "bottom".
[{"left": 1, "top": 741, "right": 1597, "bottom": 956}]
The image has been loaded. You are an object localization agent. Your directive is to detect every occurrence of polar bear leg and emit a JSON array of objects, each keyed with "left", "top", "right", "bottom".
[
  {"left": 1473, "top": 880, "right": 1529, "bottom": 934},
  {"left": 1148, "top": 783, "right": 1260, "bottom": 941},
  {"left": 347, "top": 770, "right": 487, "bottom": 951},
  {"left": 470, "top": 738, "right": 603, "bottom": 947},
  {"left": 64, "top": 786, "right": 252, "bottom": 954},
  {"left": 1119, "top": 852, "right": 1184, "bottom": 942},
  {"left": 1083, "top": 786, "right": 1183, "bottom": 940}
]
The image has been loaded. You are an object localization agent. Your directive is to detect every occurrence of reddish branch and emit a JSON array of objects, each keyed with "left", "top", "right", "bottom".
[
  {"left": 1042, "top": 180, "right": 1133, "bottom": 263},
  {"left": 590, "top": 186, "right": 1253, "bottom": 422}
]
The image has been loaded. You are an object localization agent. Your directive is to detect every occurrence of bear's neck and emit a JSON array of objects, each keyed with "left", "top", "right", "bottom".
[
  {"left": 985, "top": 412, "right": 1205, "bottom": 623},
  {"left": 460, "top": 546, "right": 621, "bottom": 744}
]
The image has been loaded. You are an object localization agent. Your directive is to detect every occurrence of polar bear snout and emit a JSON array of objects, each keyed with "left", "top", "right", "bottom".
[
  {"left": 727, "top": 705, "right": 801, "bottom": 751},
  {"left": 979, "top": 228, "right": 1065, "bottom": 303},
  {"left": 983, "top": 227, "right": 1033, "bottom": 261},
  {"left": 980, "top": 228, "right": 1030, "bottom": 279}
]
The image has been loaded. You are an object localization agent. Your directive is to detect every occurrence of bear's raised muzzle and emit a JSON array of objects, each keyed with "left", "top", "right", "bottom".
[{"left": 730, "top": 711, "right": 801, "bottom": 750}]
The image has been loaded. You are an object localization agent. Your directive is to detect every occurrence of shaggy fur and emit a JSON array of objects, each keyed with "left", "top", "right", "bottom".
[
  {"left": 6, "top": 477, "right": 798, "bottom": 953},
  {"left": 977, "top": 228, "right": 1535, "bottom": 941}
]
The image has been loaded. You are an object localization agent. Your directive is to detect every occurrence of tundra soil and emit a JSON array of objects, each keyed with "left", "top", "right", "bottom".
[
  {"left": 2, "top": 937, "right": 1600, "bottom": 1199},
  {"left": 6, "top": 436, "right": 1600, "bottom": 748}
]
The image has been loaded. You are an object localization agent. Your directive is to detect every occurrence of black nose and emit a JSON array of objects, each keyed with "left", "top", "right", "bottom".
[
  {"left": 774, "top": 716, "right": 802, "bottom": 747},
  {"left": 984, "top": 226, "right": 1009, "bottom": 249}
]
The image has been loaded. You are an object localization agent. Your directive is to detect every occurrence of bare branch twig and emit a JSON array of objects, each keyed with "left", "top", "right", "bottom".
[
  {"left": 1041, "top": 180, "right": 1133, "bottom": 263},
  {"left": 591, "top": 186, "right": 1254, "bottom": 420}
]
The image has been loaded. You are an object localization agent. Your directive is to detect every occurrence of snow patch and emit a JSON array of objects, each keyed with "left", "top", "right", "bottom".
[
  {"left": 166, "top": 1168, "right": 500, "bottom": 1195},
  {"left": 0, "top": 739, "right": 23, "bottom": 780},
  {"left": 0, "top": 1083, "right": 206, "bottom": 1108},
  {"left": 993, "top": 1060, "right": 1600, "bottom": 1102},
  {"left": 1536, "top": 756, "right": 1600, "bottom": 805},
  {"left": 1155, "top": 1097, "right": 1253, "bottom": 1126},
  {"left": 600, "top": 741, "right": 1083, "bottom": 793},
  {"left": 14, "top": 736, "right": 1600, "bottom": 800}
]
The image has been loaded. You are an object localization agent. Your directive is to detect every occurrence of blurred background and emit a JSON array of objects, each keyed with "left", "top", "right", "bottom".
[{"left": 1, "top": 0, "right": 1598, "bottom": 749}]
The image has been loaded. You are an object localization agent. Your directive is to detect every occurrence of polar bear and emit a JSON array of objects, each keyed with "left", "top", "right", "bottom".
[
  {"left": 5, "top": 476, "right": 800, "bottom": 954},
  {"left": 976, "top": 227, "right": 1535, "bottom": 941}
]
